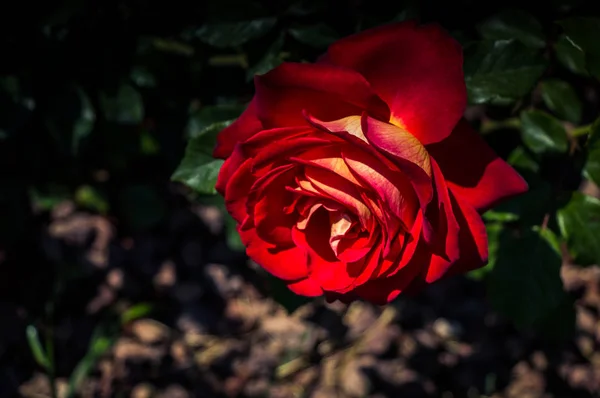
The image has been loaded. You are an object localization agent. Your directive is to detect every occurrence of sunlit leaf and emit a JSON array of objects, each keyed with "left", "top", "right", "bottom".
[
  {"left": 557, "top": 192, "right": 600, "bottom": 266},
  {"left": 26, "top": 325, "right": 50, "bottom": 370},
  {"left": 172, "top": 121, "right": 233, "bottom": 195}
]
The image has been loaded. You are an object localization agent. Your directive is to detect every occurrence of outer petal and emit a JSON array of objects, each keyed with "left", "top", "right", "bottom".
[
  {"left": 239, "top": 226, "right": 309, "bottom": 281},
  {"left": 422, "top": 159, "right": 460, "bottom": 272},
  {"left": 214, "top": 100, "right": 263, "bottom": 159},
  {"left": 216, "top": 144, "right": 247, "bottom": 197},
  {"left": 413, "top": 192, "right": 488, "bottom": 289},
  {"left": 352, "top": 243, "right": 427, "bottom": 305},
  {"left": 426, "top": 119, "right": 529, "bottom": 212},
  {"left": 254, "top": 62, "right": 390, "bottom": 128},
  {"left": 287, "top": 277, "right": 323, "bottom": 297},
  {"left": 445, "top": 194, "right": 488, "bottom": 276},
  {"left": 324, "top": 21, "right": 466, "bottom": 145}
]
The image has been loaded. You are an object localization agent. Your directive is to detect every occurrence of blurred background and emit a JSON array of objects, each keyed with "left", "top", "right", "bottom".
[{"left": 1, "top": 0, "right": 600, "bottom": 397}]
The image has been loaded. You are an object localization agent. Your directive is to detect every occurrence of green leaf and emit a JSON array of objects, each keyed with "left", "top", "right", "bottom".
[
  {"left": 66, "top": 321, "right": 119, "bottom": 398},
  {"left": 172, "top": 120, "right": 233, "bottom": 195},
  {"left": 540, "top": 79, "right": 582, "bottom": 123},
  {"left": 583, "top": 119, "right": 600, "bottom": 187},
  {"left": 186, "top": 104, "right": 245, "bottom": 139},
  {"left": 488, "top": 227, "right": 564, "bottom": 328},
  {"left": 557, "top": 192, "right": 600, "bottom": 266},
  {"left": 26, "top": 325, "right": 50, "bottom": 370},
  {"left": 288, "top": 23, "right": 339, "bottom": 48},
  {"left": 520, "top": 110, "right": 569, "bottom": 154},
  {"left": 463, "top": 39, "right": 548, "bottom": 105},
  {"left": 468, "top": 222, "right": 503, "bottom": 280},
  {"left": 75, "top": 185, "right": 109, "bottom": 214},
  {"left": 478, "top": 9, "right": 546, "bottom": 48},
  {"left": 195, "top": 17, "right": 277, "bottom": 48},
  {"left": 246, "top": 32, "right": 285, "bottom": 81},
  {"left": 507, "top": 145, "right": 540, "bottom": 173},
  {"left": 120, "top": 303, "right": 154, "bottom": 325},
  {"left": 558, "top": 17, "right": 600, "bottom": 79},
  {"left": 100, "top": 84, "right": 144, "bottom": 125},
  {"left": 555, "top": 34, "right": 588, "bottom": 76}
]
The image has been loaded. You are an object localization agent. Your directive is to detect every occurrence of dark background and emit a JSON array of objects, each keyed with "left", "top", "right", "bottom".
[{"left": 0, "top": 0, "right": 599, "bottom": 397}]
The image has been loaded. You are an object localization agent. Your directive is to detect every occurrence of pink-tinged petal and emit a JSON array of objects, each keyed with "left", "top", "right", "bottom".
[
  {"left": 342, "top": 145, "right": 418, "bottom": 228},
  {"left": 421, "top": 159, "right": 460, "bottom": 280},
  {"left": 254, "top": 62, "right": 390, "bottom": 128},
  {"left": 214, "top": 100, "right": 263, "bottom": 159},
  {"left": 287, "top": 277, "right": 323, "bottom": 297},
  {"left": 290, "top": 145, "right": 364, "bottom": 187},
  {"left": 292, "top": 220, "right": 355, "bottom": 293},
  {"left": 306, "top": 112, "right": 434, "bottom": 211},
  {"left": 361, "top": 115, "right": 431, "bottom": 176},
  {"left": 324, "top": 21, "right": 466, "bottom": 145},
  {"left": 303, "top": 166, "right": 372, "bottom": 226},
  {"left": 361, "top": 114, "right": 434, "bottom": 216},
  {"left": 239, "top": 227, "right": 309, "bottom": 281},
  {"left": 426, "top": 119, "right": 528, "bottom": 212}
]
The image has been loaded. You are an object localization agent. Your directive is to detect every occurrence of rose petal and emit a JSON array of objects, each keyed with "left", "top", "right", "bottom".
[
  {"left": 421, "top": 159, "right": 460, "bottom": 278},
  {"left": 214, "top": 100, "right": 263, "bottom": 159},
  {"left": 342, "top": 145, "right": 418, "bottom": 228},
  {"left": 324, "top": 21, "right": 466, "bottom": 146},
  {"left": 444, "top": 194, "right": 489, "bottom": 277},
  {"left": 290, "top": 145, "right": 364, "bottom": 187},
  {"left": 306, "top": 112, "right": 434, "bottom": 211},
  {"left": 239, "top": 227, "right": 309, "bottom": 281},
  {"left": 221, "top": 147, "right": 256, "bottom": 224},
  {"left": 216, "top": 144, "right": 248, "bottom": 197},
  {"left": 303, "top": 166, "right": 372, "bottom": 226},
  {"left": 287, "top": 277, "right": 323, "bottom": 297},
  {"left": 248, "top": 165, "right": 298, "bottom": 247},
  {"left": 254, "top": 62, "right": 390, "bottom": 128},
  {"left": 420, "top": 192, "right": 487, "bottom": 284},
  {"left": 352, "top": 242, "right": 428, "bottom": 304},
  {"left": 426, "top": 119, "right": 529, "bottom": 212}
]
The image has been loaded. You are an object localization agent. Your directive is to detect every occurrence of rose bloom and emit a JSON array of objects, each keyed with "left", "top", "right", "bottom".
[{"left": 213, "top": 21, "right": 527, "bottom": 304}]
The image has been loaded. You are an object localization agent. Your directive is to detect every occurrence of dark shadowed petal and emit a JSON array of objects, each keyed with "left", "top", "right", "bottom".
[{"left": 426, "top": 119, "right": 529, "bottom": 212}]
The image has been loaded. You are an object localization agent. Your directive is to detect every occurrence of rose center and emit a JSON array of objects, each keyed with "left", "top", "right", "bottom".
[{"left": 329, "top": 211, "right": 355, "bottom": 255}]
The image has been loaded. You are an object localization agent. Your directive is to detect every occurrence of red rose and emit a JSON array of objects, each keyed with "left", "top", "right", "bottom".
[{"left": 214, "top": 21, "right": 528, "bottom": 304}]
